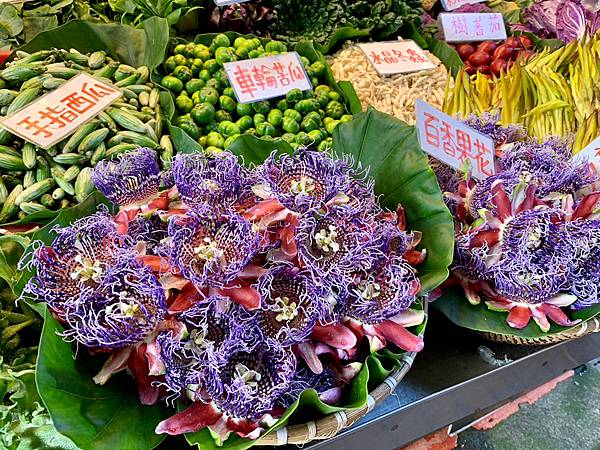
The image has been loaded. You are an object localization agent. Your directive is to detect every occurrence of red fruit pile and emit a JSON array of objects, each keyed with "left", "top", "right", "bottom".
[{"left": 456, "top": 36, "right": 534, "bottom": 77}]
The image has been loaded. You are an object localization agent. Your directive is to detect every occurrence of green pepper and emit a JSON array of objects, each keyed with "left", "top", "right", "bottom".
[
  {"left": 317, "top": 94, "right": 329, "bottom": 108},
  {"left": 286, "top": 88, "right": 303, "bottom": 103},
  {"left": 265, "top": 41, "right": 287, "bottom": 53},
  {"left": 223, "top": 87, "right": 235, "bottom": 99},
  {"left": 318, "top": 109, "right": 326, "bottom": 119},
  {"left": 174, "top": 44, "right": 186, "bottom": 55},
  {"left": 267, "top": 109, "right": 283, "bottom": 128},
  {"left": 317, "top": 139, "right": 330, "bottom": 151},
  {"left": 253, "top": 113, "right": 266, "bottom": 126},
  {"left": 328, "top": 91, "right": 341, "bottom": 101},
  {"left": 214, "top": 69, "right": 231, "bottom": 87},
  {"left": 198, "top": 135, "right": 208, "bottom": 147},
  {"left": 179, "top": 120, "right": 201, "bottom": 140},
  {"left": 186, "top": 79, "right": 205, "bottom": 94},
  {"left": 236, "top": 103, "right": 253, "bottom": 117},
  {"left": 199, "top": 87, "right": 219, "bottom": 105},
  {"left": 162, "top": 75, "right": 183, "bottom": 93},
  {"left": 235, "top": 45, "right": 251, "bottom": 59},
  {"left": 174, "top": 114, "right": 191, "bottom": 127},
  {"left": 284, "top": 109, "right": 302, "bottom": 123},
  {"left": 164, "top": 56, "right": 177, "bottom": 72},
  {"left": 218, "top": 120, "right": 241, "bottom": 137},
  {"left": 310, "top": 61, "right": 326, "bottom": 77},
  {"left": 205, "top": 146, "right": 222, "bottom": 154},
  {"left": 308, "top": 129, "right": 324, "bottom": 144},
  {"left": 185, "top": 57, "right": 194, "bottom": 68},
  {"left": 193, "top": 44, "right": 211, "bottom": 61},
  {"left": 236, "top": 115, "right": 254, "bottom": 132},
  {"left": 206, "top": 131, "right": 225, "bottom": 148},
  {"left": 252, "top": 101, "right": 271, "bottom": 115},
  {"left": 219, "top": 95, "right": 237, "bottom": 114},
  {"left": 198, "top": 69, "right": 211, "bottom": 82},
  {"left": 234, "top": 37, "right": 248, "bottom": 49},
  {"left": 172, "top": 54, "right": 187, "bottom": 67},
  {"left": 205, "top": 121, "right": 218, "bottom": 133},
  {"left": 251, "top": 38, "right": 261, "bottom": 49},
  {"left": 248, "top": 49, "right": 261, "bottom": 59},
  {"left": 276, "top": 99, "right": 289, "bottom": 111},
  {"left": 310, "top": 77, "right": 319, "bottom": 88},
  {"left": 173, "top": 65, "right": 193, "bottom": 83},
  {"left": 282, "top": 117, "right": 300, "bottom": 134},
  {"left": 340, "top": 114, "right": 353, "bottom": 123},
  {"left": 211, "top": 34, "right": 231, "bottom": 51},
  {"left": 300, "top": 56, "right": 311, "bottom": 67},
  {"left": 295, "top": 132, "right": 311, "bottom": 145},
  {"left": 215, "top": 47, "right": 235, "bottom": 66},
  {"left": 204, "top": 59, "right": 220, "bottom": 74},
  {"left": 295, "top": 98, "right": 319, "bottom": 113},
  {"left": 175, "top": 94, "right": 194, "bottom": 113},
  {"left": 323, "top": 117, "right": 334, "bottom": 126},
  {"left": 245, "top": 127, "right": 256, "bottom": 135},
  {"left": 325, "top": 100, "right": 344, "bottom": 119},
  {"left": 224, "top": 134, "right": 241, "bottom": 148},
  {"left": 325, "top": 119, "right": 340, "bottom": 135},
  {"left": 304, "top": 90, "right": 315, "bottom": 99},
  {"left": 191, "top": 103, "right": 216, "bottom": 125},
  {"left": 301, "top": 116, "right": 319, "bottom": 132},
  {"left": 315, "top": 85, "right": 330, "bottom": 95},
  {"left": 256, "top": 122, "right": 276, "bottom": 136},
  {"left": 184, "top": 42, "right": 196, "bottom": 57},
  {"left": 281, "top": 133, "right": 296, "bottom": 143},
  {"left": 205, "top": 78, "right": 223, "bottom": 91},
  {"left": 215, "top": 110, "right": 233, "bottom": 123},
  {"left": 191, "top": 59, "right": 203, "bottom": 76},
  {"left": 305, "top": 111, "right": 322, "bottom": 124}
]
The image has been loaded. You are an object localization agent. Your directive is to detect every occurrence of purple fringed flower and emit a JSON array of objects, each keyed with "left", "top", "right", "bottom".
[
  {"left": 164, "top": 206, "right": 259, "bottom": 288},
  {"left": 63, "top": 257, "right": 166, "bottom": 349},
  {"left": 463, "top": 113, "right": 525, "bottom": 147},
  {"left": 280, "top": 365, "right": 343, "bottom": 408},
  {"left": 254, "top": 149, "right": 355, "bottom": 213},
  {"left": 21, "top": 210, "right": 131, "bottom": 317},
  {"left": 344, "top": 256, "right": 419, "bottom": 324},
  {"left": 296, "top": 205, "right": 382, "bottom": 284},
  {"left": 468, "top": 170, "right": 521, "bottom": 217},
  {"left": 92, "top": 148, "right": 161, "bottom": 207},
  {"left": 172, "top": 152, "right": 248, "bottom": 210},
  {"left": 452, "top": 233, "right": 490, "bottom": 281},
  {"left": 489, "top": 210, "right": 572, "bottom": 303},
  {"left": 253, "top": 265, "right": 327, "bottom": 346},
  {"left": 204, "top": 340, "right": 296, "bottom": 420},
  {"left": 158, "top": 297, "right": 255, "bottom": 399},
  {"left": 565, "top": 220, "right": 600, "bottom": 310},
  {"left": 128, "top": 213, "right": 168, "bottom": 255}
]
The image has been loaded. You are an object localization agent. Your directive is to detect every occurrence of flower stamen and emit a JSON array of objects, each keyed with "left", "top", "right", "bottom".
[{"left": 314, "top": 225, "right": 340, "bottom": 253}]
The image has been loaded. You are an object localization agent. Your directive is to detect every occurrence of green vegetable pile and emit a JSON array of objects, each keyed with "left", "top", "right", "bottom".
[
  {"left": 269, "top": 0, "right": 423, "bottom": 50},
  {"left": 162, "top": 33, "right": 353, "bottom": 153},
  {"left": 0, "top": 48, "right": 172, "bottom": 225}
]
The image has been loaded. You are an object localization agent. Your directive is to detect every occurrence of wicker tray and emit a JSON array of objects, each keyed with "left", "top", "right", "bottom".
[
  {"left": 478, "top": 317, "right": 600, "bottom": 346},
  {"left": 256, "top": 304, "right": 427, "bottom": 446}
]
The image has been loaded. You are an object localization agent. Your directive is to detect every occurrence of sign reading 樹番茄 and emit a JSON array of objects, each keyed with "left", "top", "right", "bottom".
[
  {"left": 572, "top": 136, "right": 600, "bottom": 174},
  {"left": 415, "top": 99, "right": 495, "bottom": 180},
  {"left": 439, "top": 13, "right": 507, "bottom": 42},
  {"left": 358, "top": 41, "right": 436, "bottom": 75},
  {"left": 0, "top": 73, "right": 122, "bottom": 149},
  {"left": 440, "top": 0, "right": 486, "bottom": 12},
  {"left": 224, "top": 51, "right": 312, "bottom": 104}
]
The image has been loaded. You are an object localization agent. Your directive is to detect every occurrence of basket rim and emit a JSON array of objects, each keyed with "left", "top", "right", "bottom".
[{"left": 256, "top": 301, "right": 428, "bottom": 446}]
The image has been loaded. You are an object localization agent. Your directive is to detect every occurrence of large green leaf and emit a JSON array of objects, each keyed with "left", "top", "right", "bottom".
[
  {"left": 313, "top": 27, "right": 372, "bottom": 55},
  {"left": 36, "top": 308, "right": 171, "bottom": 450},
  {"left": 332, "top": 108, "right": 454, "bottom": 294},
  {"left": 434, "top": 285, "right": 600, "bottom": 339},
  {"left": 0, "top": 4, "right": 23, "bottom": 39},
  {"left": 15, "top": 17, "right": 169, "bottom": 69}
]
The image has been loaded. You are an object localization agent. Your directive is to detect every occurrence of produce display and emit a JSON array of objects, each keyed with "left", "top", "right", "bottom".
[
  {"left": 444, "top": 34, "right": 600, "bottom": 152},
  {"left": 162, "top": 34, "right": 353, "bottom": 152},
  {"left": 0, "top": 48, "right": 170, "bottom": 224},
  {"left": 434, "top": 115, "right": 600, "bottom": 333},
  {"left": 454, "top": 36, "right": 534, "bottom": 76},
  {"left": 327, "top": 44, "right": 447, "bottom": 124},
  {"left": 23, "top": 145, "right": 426, "bottom": 443}
]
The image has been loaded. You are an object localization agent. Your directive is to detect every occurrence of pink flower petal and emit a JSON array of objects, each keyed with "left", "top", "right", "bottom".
[
  {"left": 218, "top": 279, "right": 261, "bottom": 310},
  {"left": 128, "top": 343, "right": 161, "bottom": 405},
  {"left": 470, "top": 229, "right": 500, "bottom": 248},
  {"left": 93, "top": 347, "right": 133, "bottom": 385},
  {"left": 491, "top": 180, "right": 512, "bottom": 220},
  {"left": 242, "top": 198, "right": 285, "bottom": 222},
  {"left": 295, "top": 341, "right": 323, "bottom": 374},
  {"left": 168, "top": 281, "right": 202, "bottom": 314},
  {"left": 372, "top": 320, "right": 424, "bottom": 352},
  {"left": 540, "top": 304, "right": 581, "bottom": 328},
  {"left": 155, "top": 401, "right": 222, "bottom": 435},
  {"left": 311, "top": 323, "right": 357, "bottom": 349},
  {"left": 506, "top": 306, "right": 532, "bottom": 329},
  {"left": 530, "top": 306, "right": 551, "bottom": 332},
  {"left": 571, "top": 192, "right": 600, "bottom": 221}
]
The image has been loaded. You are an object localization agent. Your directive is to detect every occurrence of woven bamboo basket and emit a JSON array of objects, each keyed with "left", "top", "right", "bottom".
[
  {"left": 478, "top": 316, "right": 600, "bottom": 346},
  {"left": 256, "top": 303, "right": 428, "bottom": 446}
]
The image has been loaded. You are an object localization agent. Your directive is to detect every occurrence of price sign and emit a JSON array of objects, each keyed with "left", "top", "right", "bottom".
[
  {"left": 439, "top": 13, "right": 507, "bottom": 42},
  {"left": 572, "top": 136, "right": 600, "bottom": 173},
  {"left": 440, "top": 0, "right": 486, "bottom": 12},
  {"left": 358, "top": 41, "right": 436, "bottom": 75},
  {"left": 0, "top": 73, "right": 122, "bottom": 149},
  {"left": 213, "top": 0, "right": 250, "bottom": 6},
  {"left": 415, "top": 99, "right": 495, "bottom": 180},
  {"left": 224, "top": 51, "right": 312, "bottom": 104}
]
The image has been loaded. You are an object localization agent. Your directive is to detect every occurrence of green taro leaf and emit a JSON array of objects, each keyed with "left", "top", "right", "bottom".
[
  {"left": 434, "top": 285, "right": 600, "bottom": 339},
  {"left": 36, "top": 309, "right": 171, "bottom": 450},
  {"left": 332, "top": 108, "right": 454, "bottom": 294},
  {"left": 422, "top": 36, "right": 463, "bottom": 79},
  {"left": 22, "top": 16, "right": 59, "bottom": 43},
  {"left": 0, "top": 4, "right": 23, "bottom": 39},
  {"left": 226, "top": 134, "right": 293, "bottom": 166},
  {"left": 15, "top": 17, "right": 169, "bottom": 69}
]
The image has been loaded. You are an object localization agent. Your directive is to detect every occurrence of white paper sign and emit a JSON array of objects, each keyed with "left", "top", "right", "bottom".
[
  {"left": 0, "top": 73, "right": 122, "bottom": 149},
  {"left": 415, "top": 99, "right": 495, "bottom": 180},
  {"left": 213, "top": 0, "right": 250, "bottom": 6},
  {"left": 573, "top": 136, "right": 600, "bottom": 173},
  {"left": 358, "top": 41, "right": 436, "bottom": 75},
  {"left": 440, "top": 0, "right": 486, "bottom": 12},
  {"left": 439, "top": 13, "right": 507, "bottom": 42},
  {"left": 224, "top": 51, "right": 312, "bottom": 104}
]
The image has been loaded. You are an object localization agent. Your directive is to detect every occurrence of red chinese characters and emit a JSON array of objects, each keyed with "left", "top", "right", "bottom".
[
  {"left": 2, "top": 73, "right": 121, "bottom": 149},
  {"left": 359, "top": 41, "right": 435, "bottom": 75},
  {"left": 225, "top": 52, "right": 311, "bottom": 103}
]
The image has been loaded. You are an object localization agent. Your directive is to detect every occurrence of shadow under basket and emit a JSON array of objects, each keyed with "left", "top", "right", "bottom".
[
  {"left": 256, "top": 304, "right": 427, "bottom": 446},
  {"left": 478, "top": 317, "right": 600, "bottom": 346}
]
